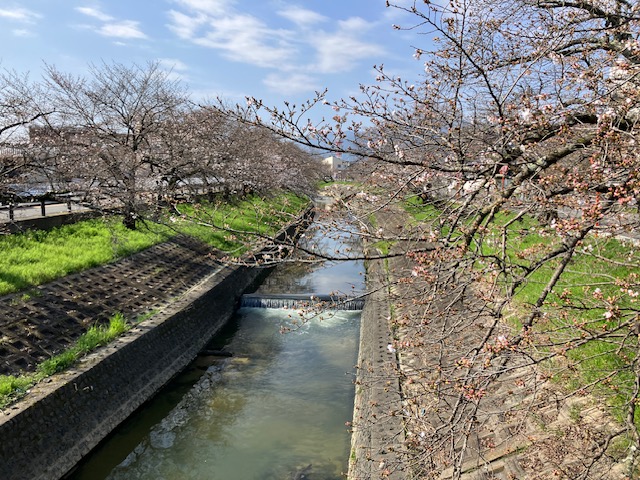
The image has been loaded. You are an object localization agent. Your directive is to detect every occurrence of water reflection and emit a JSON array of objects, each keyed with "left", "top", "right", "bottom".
[{"left": 259, "top": 221, "right": 364, "bottom": 298}]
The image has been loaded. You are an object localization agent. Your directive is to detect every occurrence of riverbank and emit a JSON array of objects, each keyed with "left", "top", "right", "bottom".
[
  {"left": 338, "top": 184, "right": 630, "bottom": 480},
  {"left": 349, "top": 257, "right": 406, "bottom": 479},
  {"left": 0, "top": 209, "right": 313, "bottom": 480}
]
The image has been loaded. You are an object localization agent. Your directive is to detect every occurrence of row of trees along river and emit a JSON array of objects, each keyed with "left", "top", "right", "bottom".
[{"left": 0, "top": 61, "right": 327, "bottom": 229}]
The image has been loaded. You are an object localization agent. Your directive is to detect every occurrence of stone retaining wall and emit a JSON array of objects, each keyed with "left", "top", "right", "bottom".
[{"left": 0, "top": 210, "right": 312, "bottom": 480}]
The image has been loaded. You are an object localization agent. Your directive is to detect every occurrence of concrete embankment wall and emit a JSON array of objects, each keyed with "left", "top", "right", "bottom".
[
  {"left": 0, "top": 211, "right": 312, "bottom": 480},
  {"left": 348, "top": 259, "right": 406, "bottom": 479}
]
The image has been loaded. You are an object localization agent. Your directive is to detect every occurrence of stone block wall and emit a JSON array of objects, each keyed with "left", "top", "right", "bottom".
[{"left": 348, "top": 259, "right": 406, "bottom": 479}]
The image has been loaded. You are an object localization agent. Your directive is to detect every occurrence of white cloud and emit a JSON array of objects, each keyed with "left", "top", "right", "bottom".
[
  {"left": 168, "top": 2, "right": 304, "bottom": 69},
  {"left": 170, "top": 0, "right": 235, "bottom": 16},
  {"left": 166, "top": 2, "right": 384, "bottom": 94},
  {"left": 313, "top": 18, "right": 384, "bottom": 73},
  {"left": 76, "top": 5, "right": 148, "bottom": 41},
  {"left": 168, "top": 0, "right": 295, "bottom": 68},
  {"left": 166, "top": 10, "right": 208, "bottom": 39},
  {"left": 277, "top": 7, "right": 327, "bottom": 27},
  {"left": 99, "top": 20, "right": 147, "bottom": 39},
  {"left": 0, "top": 7, "right": 41, "bottom": 23},
  {"left": 263, "top": 72, "right": 319, "bottom": 94},
  {"left": 76, "top": 7, "right": 113, "bottom": 22},
  {"left": 168, "top": 7, "right": 295, "bottom": 68},
  {"left": 196, "top": 14, "right": 294, "bottom": 67}
]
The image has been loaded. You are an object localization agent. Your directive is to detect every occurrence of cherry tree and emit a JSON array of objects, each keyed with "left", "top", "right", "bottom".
[
  {"left": 219, "top": 0, "right": 640, "bottom": 477},
  {"left": 0, "top": 68, "right": 51, "bottom": 200},
  {"left": 153, "top": 104, "right": 322, "bottom": 206},
  {"left": 36, "top": 61, "right": 190, "bottom": 228}
]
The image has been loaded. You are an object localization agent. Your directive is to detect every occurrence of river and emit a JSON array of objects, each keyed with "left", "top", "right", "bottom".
[{"left": 67, "top": 220, "right": 364, "bottom": 480}]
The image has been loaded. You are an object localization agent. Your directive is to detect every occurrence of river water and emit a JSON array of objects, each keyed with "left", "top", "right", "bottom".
[{"left": 68, "top": 221, "right": 364, "bottom": 480}]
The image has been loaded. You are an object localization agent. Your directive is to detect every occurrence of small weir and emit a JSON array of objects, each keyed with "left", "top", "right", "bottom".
[
  {"left": 240, "top": 293, "right": 365, "bottom": 311},
  {"left": 67, "top": 218, "right": 365, "bottom": 480}
]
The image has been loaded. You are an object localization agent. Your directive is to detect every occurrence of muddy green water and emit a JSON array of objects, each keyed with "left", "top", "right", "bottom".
[
  {"left": 69, "top": 222, "right": 363, "bottom": 480},
  {"left": 103, "top": 309, "right": 359, "bottom": 480}
]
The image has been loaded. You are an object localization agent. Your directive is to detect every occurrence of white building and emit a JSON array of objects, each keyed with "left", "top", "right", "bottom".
[{"left": 322, "top": 156, "right": 349, "bottom": 179}]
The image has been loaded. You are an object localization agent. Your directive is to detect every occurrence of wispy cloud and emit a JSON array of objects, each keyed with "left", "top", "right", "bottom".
[
  {"left": 193, "top": 14, "right": 294, "bottom": 67},
  {"left": 76, "top": 6, "right": 113, "bottom": 22},
  {"left": 263, "top": 72, "right": 320, "bottom": 95},
  {"left": 168, "top": 7, "right": 294, "bottom": 68},
  {"left": 99, "top": 20, "right": 147, "bottom": 39},
  {"left": 170, "top": 0, "right": 235, "bottom": 16},
  {"left": 0, "top": 6, "right": 40, "bottom": 37},
  {"left": 313, "top": 18, "right": 385, "bottom": 73},
  {"left": 76, "top": 5, "right": 148, "bottom": 40},
  {"left": 277, "top": 6, "right": 327, "bottom": 27},
  {"left": 166, "top": 10, "right": 208, "bottom": 39},
  {"left": 0, "top": 6, "right": 41, "bottom": 23},
  {"left": 166, "top": 2, "right": 384, "bottom": 94}
]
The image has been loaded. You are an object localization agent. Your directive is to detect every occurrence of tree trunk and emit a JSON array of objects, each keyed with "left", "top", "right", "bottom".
[{"left": 123, "top": 206, "right": 137, "bottom": 230}]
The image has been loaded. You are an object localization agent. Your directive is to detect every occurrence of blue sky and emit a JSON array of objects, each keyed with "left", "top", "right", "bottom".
[{"left": 0, "top": 0, "right": 425, "bottom": 111}]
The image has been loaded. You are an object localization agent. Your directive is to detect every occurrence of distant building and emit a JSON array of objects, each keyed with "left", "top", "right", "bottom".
[{"left": 322, "top": 156, "right": 349, "bottom": 179}]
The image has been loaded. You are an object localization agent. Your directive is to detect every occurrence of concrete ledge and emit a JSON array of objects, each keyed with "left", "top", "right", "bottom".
[{"left": 0, "top": 210, "right": 101, "bottom": 233}]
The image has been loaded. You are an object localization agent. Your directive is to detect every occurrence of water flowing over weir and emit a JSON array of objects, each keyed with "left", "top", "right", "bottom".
[
  {"left": 240, "top": 293, "right": 366, "bottom": 311},
  {"left": 67, "top": 217, "right": 365, "bottom": 480}
]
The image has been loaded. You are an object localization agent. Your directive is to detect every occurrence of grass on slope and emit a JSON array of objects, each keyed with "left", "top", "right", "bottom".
[
  {"left": 0, "top": 218, "right": 173, "bottom": 296},
  {"left": 0, "top": 313, "right": 130, "bottom": 408},
  {"left": 403, "top": 195, "right": 640, "bottom": 428},
  {"left": 0, "top": 193, "right": 309, "bottom": 296}
]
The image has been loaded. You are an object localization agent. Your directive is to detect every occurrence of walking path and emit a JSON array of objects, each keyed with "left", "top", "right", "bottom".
[{"left": 0, "top": 201, "right": 90, "bottom": 223}]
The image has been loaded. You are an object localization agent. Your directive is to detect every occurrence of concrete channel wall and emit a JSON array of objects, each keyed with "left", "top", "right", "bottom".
[
  {"left": 348, "top": 259, "right": 406, "bottom": 480},
  {"left": 0, "top": 210, "right": 313, "bottom": 480}
]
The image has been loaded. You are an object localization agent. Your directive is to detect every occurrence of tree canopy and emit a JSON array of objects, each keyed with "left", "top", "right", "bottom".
[{"left": 0, "top": 61, "right": 322, "bottom": 227}]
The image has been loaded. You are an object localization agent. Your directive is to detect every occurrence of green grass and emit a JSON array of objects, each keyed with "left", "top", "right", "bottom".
[
  {"left": 0, "top": 313, "right": 130, "bottom": 408},
  {"left": 0, "top": 218, "right": 174, "bottom": 295},
  {"left": 0, "top": 193, "right": 309, "bottom": 295},
  {"left": 370, "top": 240, "right": 393, "bottom": 256},
  {"left": 481, "top": 220, "right": 640, "bottom": 424},
  {"left": 403, "top": 195, "right": 442, "bottom": 223},
  {"left": 172, "top": 194, "right": 309, "bottom": 255}
]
